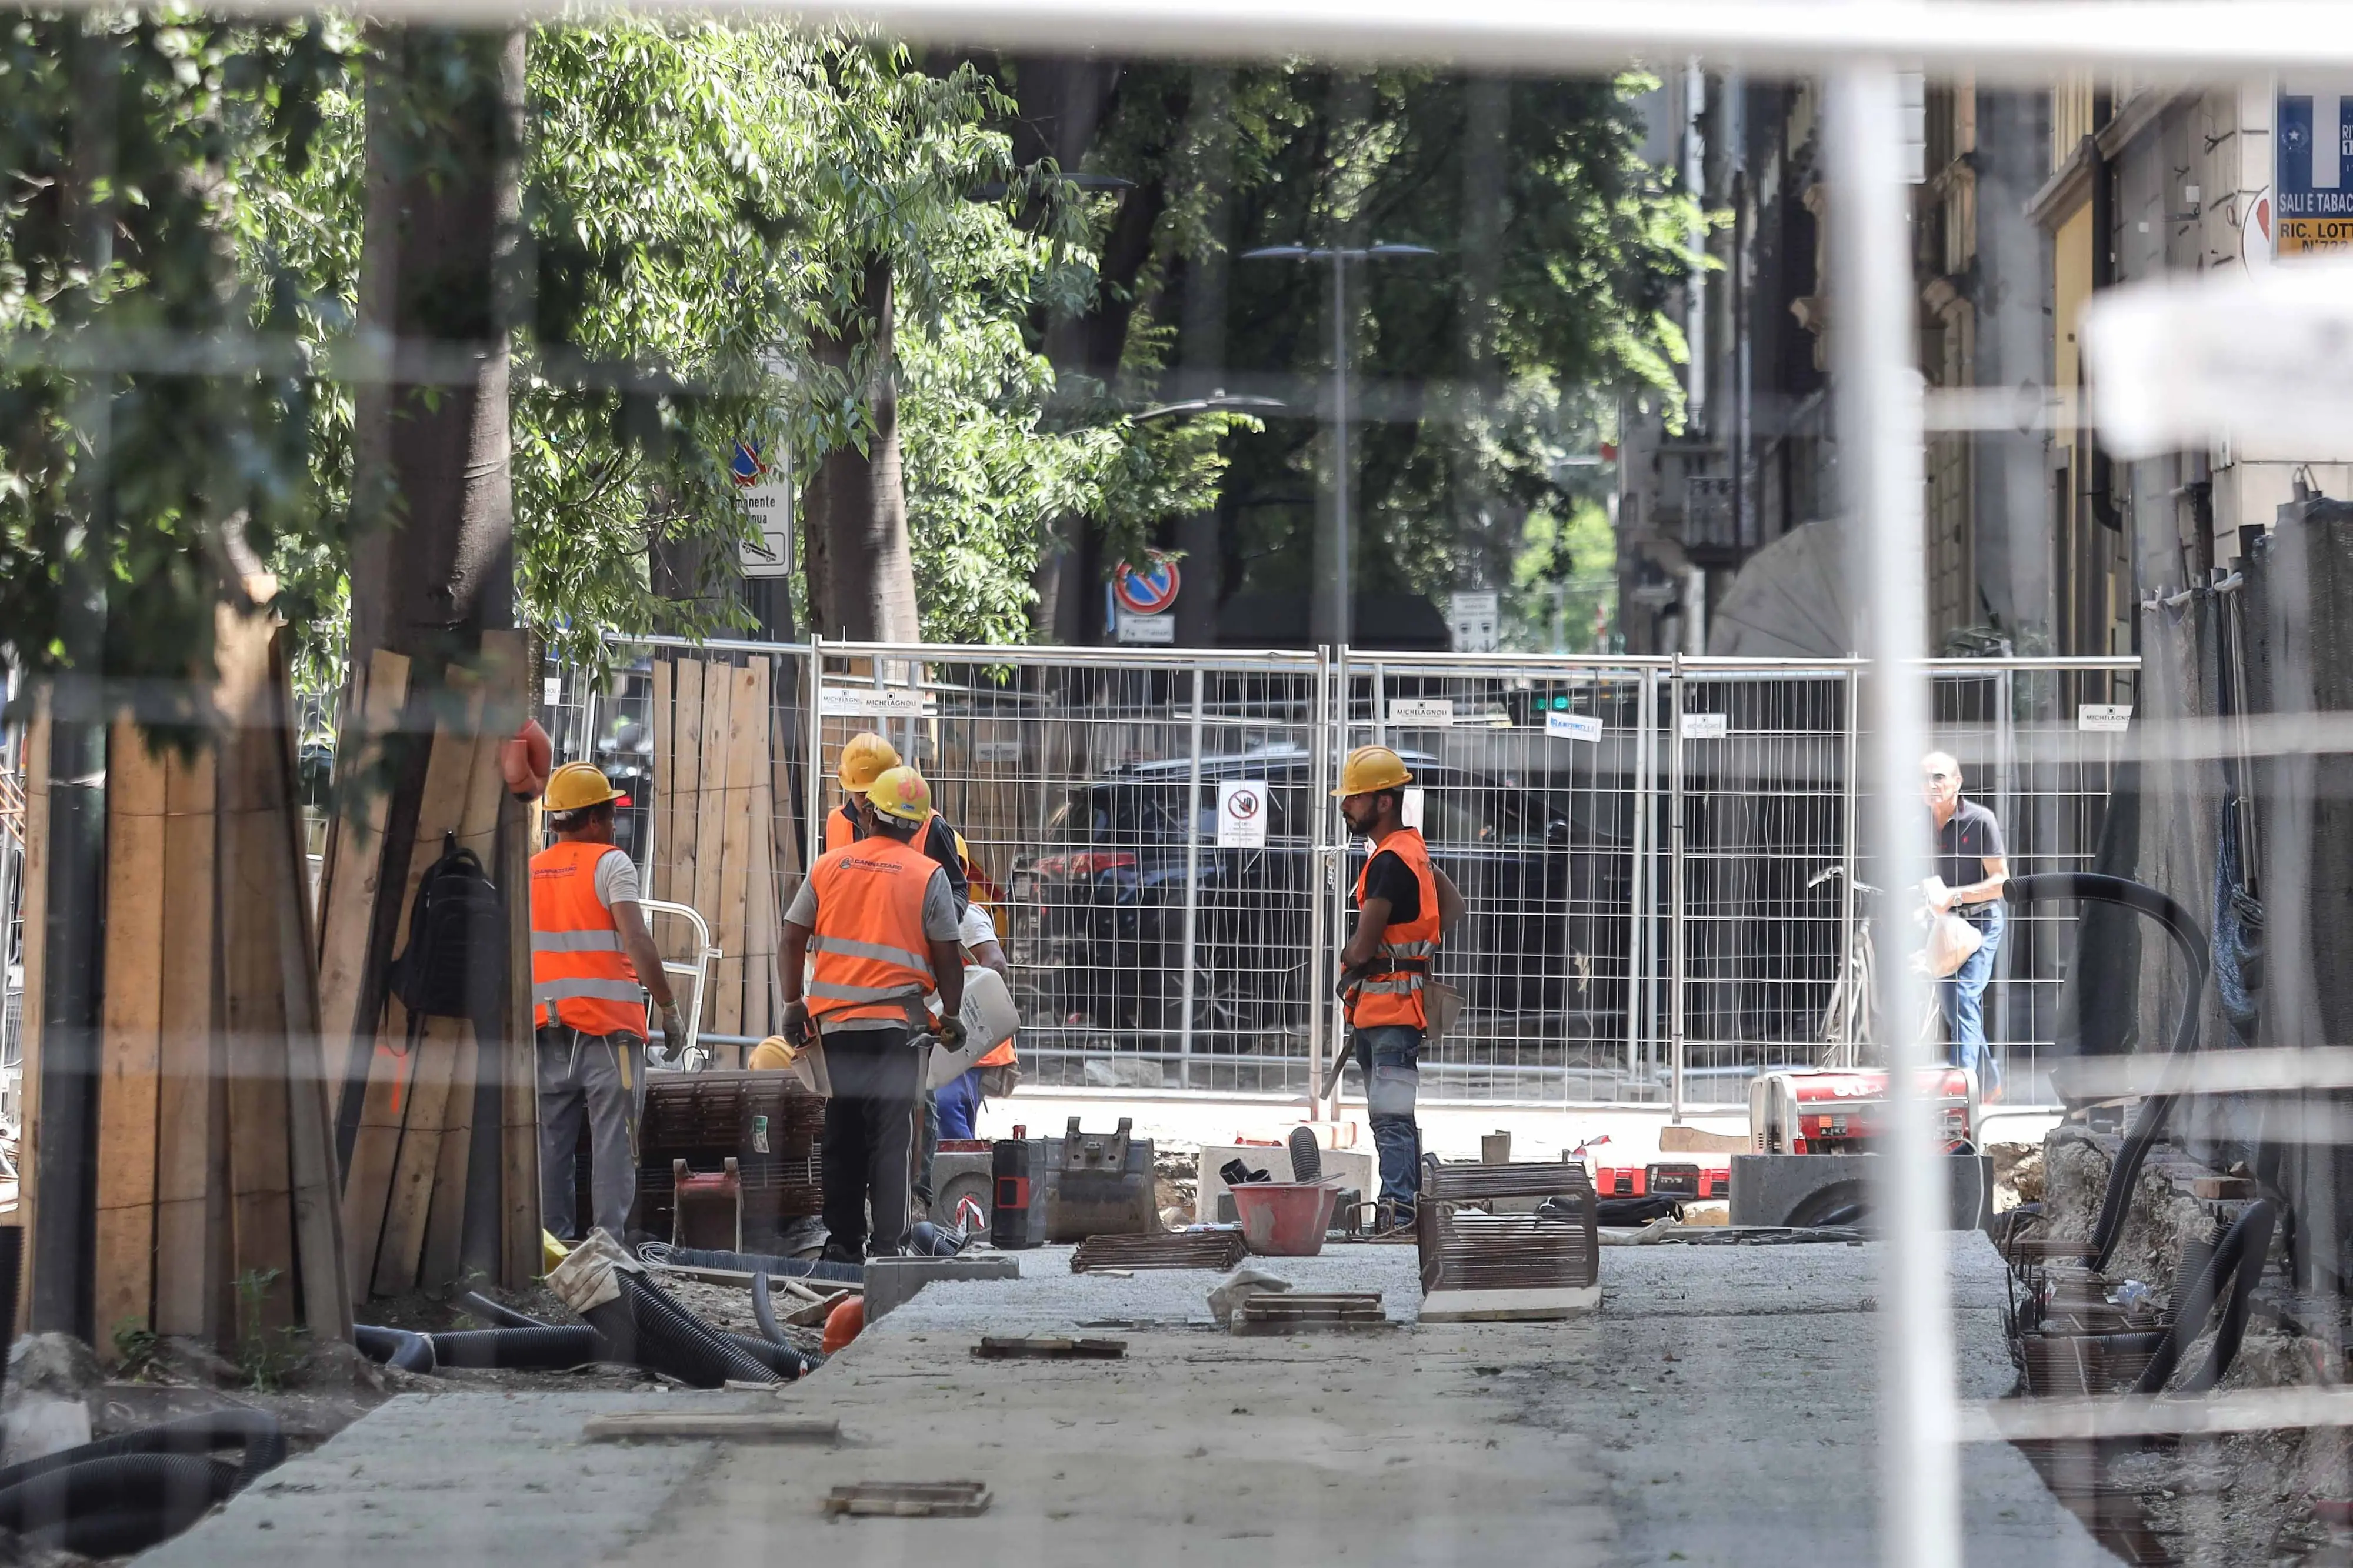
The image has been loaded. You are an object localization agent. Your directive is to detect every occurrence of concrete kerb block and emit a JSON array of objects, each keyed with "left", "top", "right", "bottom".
[{"left": 864, "top": 1255, "right": 1022, "bottom": 1322}]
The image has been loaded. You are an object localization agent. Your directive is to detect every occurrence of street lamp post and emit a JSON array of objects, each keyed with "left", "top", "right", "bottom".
[{"left": 1241, "top": 242, "right": 1435, "bottom": 647}]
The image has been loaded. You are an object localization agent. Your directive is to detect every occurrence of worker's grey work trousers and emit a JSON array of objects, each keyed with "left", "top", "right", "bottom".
[{"left": 538, "top": 1025, "right": 641, "bottom": 1242}]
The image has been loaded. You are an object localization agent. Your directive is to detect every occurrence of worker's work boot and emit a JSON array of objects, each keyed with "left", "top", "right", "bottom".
[{"left": 1372, "top": 1200, "right": 1417, "bottom": 1237}]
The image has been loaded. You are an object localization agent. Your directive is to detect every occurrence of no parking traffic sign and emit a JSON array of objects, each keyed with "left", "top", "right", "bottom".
[{"left": 1113, "top": 554, "right": 1182, "bottom": 616}]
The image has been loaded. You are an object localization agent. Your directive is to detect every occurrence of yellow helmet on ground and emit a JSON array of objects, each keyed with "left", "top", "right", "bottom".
[
  {"left": 838, "top": 732, "right": 901, "bottom": 791},
  {"left": 545, "top": 761, "right": 622, "bottom": 813},
  {"left": 1333, "top": 745, "right": 1413, "bottom": 799},
  {"left": 865, "top": 765, "right": 933, "bottom": 825}
]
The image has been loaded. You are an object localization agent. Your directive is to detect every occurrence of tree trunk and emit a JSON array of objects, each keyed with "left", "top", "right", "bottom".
[
  {"left": 802, "top": 253, "right": 919, "bottom": 642},
  {"left": 348, "top": 26, "right": 525, "bottom": 676},
  {"left": 336, "top": 26, "right": 525, "bottom": 1209}
]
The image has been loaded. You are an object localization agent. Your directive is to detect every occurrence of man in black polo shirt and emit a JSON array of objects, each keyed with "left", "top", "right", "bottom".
[{"left": 1922, "top": 749, "right": 2009, "bottom": 1100}]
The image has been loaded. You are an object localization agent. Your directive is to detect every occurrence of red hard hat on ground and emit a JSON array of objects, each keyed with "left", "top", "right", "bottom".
[{"left": 821, "top": 1295, "right": 865, "bottom": 1354}]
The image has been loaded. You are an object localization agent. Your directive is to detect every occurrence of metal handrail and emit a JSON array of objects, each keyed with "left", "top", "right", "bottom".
[{"left": 637, "top": 898, "right": 720, "bottom": 1071}]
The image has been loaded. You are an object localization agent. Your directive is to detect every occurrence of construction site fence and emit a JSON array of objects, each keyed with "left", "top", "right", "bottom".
[{"left": 529, "top": 637, "right": 2139, "bottom": 1111}]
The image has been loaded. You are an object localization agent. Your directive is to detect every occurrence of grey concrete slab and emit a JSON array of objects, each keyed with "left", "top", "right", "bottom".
[
  {"left": 136, "top": 1391, "right": 725, "bottom": 1568},
  {"left": 139, "top": 1235, "right": 2112, "bottom": 1568},
  {"left": 885, "top": 1240, "right": 1426, "bottom": 1330},
  {"left": 1549, "top": 1233, "right": 2118, "bottom": 1567}
]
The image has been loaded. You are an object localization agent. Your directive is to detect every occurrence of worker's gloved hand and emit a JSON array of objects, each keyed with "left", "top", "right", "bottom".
[
  {"left": 660, "top": 1003, "right": 688, "bottom": 1060},
  {"left": 935, "top": 1015, "right": 968, "bottom": 1051},
  {"left": 782, "top": 999, "right": 813, "bottom": 1047}
]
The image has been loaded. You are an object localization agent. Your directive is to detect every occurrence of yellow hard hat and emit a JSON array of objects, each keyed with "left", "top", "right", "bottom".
[
  {"left": 544, "top": 761, "right": 622, "bottom": 813},
  {"left": 837, "top": 732, "right": 902, "bottom": 791},
  {"left": 865, "top": 765, "right": 932, "bottom": 825},
  {"left": 1333, "top": 745, "right": 1413, "bottom": 798}
]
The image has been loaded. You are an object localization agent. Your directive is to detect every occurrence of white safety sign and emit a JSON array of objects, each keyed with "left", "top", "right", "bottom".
[
  {"left": 1681, "top": 712, "right": 1728, "bottom": 739},
  {"left": 739, "top": 481, "right": 795, "bottom": 578},
  {"left": 1217, "top": 780, "right": 1270, "bottom": 848},
  {"left": 2078, "top": 703, "right": 2134, "bottom": 733},
  {"left": 1547, "top": 711, "right": 1604, "bottom": 742},
  {"left": 1389, "top": 699, "right": 1455, "bottom": 726},
  {"left": 819, "top": 686, "right": 926, "bottom": 716}
]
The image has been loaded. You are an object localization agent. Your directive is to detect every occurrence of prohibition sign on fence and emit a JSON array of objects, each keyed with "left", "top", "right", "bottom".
[
  {"left": 1114, "top": 553, "right": 1182, "bottom": 616},
  {"left": 1217, "top": 780, "right": 1268, "bottom": 848}
]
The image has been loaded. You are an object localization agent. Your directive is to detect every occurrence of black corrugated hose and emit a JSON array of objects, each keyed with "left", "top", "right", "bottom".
[
  {"left": 429, "top": 1325, "right": 600, "bottom": 1370},
  {"left": 352, "top": 1322, "right": 436, "bottom": 1373},
  {"left": 718, "top": 1330, "right": 815, "bottom": 1379},
  {"left": 2130, "top": 1200, "right": 2275, "bottom": 1396},
  {"left": 2003, "top": 874, "right": 2211, "bottom": 1275},
  {"left": 0, "top": 1409, "right": 285, "bottom": 1556},
  {"left": 576, "top": 1272, "right": 781, "bottom": 1386}
]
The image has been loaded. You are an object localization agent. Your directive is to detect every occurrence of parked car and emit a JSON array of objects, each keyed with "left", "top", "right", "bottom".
[{"left": 1005, "top": 746, "right": 1631, "bottom": 1040}]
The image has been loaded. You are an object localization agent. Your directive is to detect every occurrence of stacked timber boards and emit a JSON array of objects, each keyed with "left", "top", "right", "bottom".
[
  {"left": 17, "top": 603, "right": 351, "bottom": 1352},
  {"left": 317, "top": 633, "right": 539, "bottom": 1300},
  {"left": 648, "top": 655, "right": 788, "bottom": 1046}
]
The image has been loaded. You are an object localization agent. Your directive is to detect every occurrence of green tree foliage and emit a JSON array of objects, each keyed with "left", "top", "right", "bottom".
[
  {"left": 0, "top": 11, "right": 346, "bottom": 710},
  {"left": 1034, "top": 64, "right": 1697, "bottom": 621},
  {"left": 5, "top": 16, "right": 1243, "bottom": 689}
]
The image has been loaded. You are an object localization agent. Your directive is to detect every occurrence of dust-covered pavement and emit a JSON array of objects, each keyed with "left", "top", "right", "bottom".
[{"left": 136, "top": 1235, "right": 2116, "bottom": 1568}]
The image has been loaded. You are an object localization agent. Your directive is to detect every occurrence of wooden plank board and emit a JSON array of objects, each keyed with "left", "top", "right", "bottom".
[
  {"left": 371, "top": 1021, "right": 462, "bottom": 1294},
  {"left": 340, "top": 685, "right": 483, "bottom": 1302},
  {"left": 582, "top": 1413, "right": 839, "bottom": 1443},
  {"left": 261, "top": 627, "right": 351, "bottom": 1344},
  {"left": 743, "top": 660, "right": 778, "bottom": 1040},
  {"left": 402, "top": 706, "right": 509, "bottom": 1293},
  {"left": 14, "top": 696, "right": 49, "bottom": 1333},
  {"left": 152, "top": 739, "right": 222, "bottom": 1340},
  {"left": 315, "top": 651, "right": 412, "bottom": 1097},
  {"left": 711, "top": 665, "right": 759, "bottom": 1039},
  {"left": 417, "top": 1027, "right": 478, "bottom": 1289},
  {"left": 667, "top": 658, "right": 704, "bottom": 915},
  {"left": 94, "top": 718, "right": 168, "bottom": 1349},
  {"left": 216, "top": 610, "right": 298, "bottom": 1332},
  {"left": 650, "top": 657, "right": 674, "bottom": 904},
  {"left": 689, "top": 665, "right": 732, "bottom": 1029},
  {"left": 499, "top": 781, "right": 540, "bottom": 1289}
]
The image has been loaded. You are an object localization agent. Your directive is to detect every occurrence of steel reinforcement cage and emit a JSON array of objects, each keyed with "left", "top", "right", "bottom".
[{"left": 542, "top": 637, "right": 2136, "bottom": 1109}]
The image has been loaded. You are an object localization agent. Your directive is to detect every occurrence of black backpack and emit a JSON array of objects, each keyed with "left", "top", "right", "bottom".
[{"left": 386, "top": 835, "right": 509, "bottom": 1037}]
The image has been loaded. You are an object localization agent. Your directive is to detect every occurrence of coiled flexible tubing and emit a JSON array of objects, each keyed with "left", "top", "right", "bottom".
[{"left": 2001, "top": 873, "right": 2210, "bottom": 1276}]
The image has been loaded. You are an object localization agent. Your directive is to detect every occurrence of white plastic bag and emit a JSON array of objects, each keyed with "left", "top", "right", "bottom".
[
  {"left": 786, "top": 964, "right": 1016, "bottom": 1098},
  {"left": 1922, "top": 902, "right": 1985, "bottom": 979}
]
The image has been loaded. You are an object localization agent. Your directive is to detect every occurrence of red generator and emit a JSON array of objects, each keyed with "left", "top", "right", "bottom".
[
  {"left": 1747, "top": 1067, "right": 1981, "bottom": 1155},
  {"left": 1590, "top": 1159, "right": 1733, "bottom": 1202}
]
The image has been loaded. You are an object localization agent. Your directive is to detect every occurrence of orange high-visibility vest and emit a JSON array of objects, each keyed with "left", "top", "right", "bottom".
[
  {"left": 1345, "top": 828, "right": 1441, "bottom": 1030},
  {"left": 806, "top": 834, "right": 940, "bottom": 1027},
  {"left": 825, "top": 802, "right": 858, "bottom": 854},
  {"left": 531, "top": 840, "right": 648, "bottom": 1038}
]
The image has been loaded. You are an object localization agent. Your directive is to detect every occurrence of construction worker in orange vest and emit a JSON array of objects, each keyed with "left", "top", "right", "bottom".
[
  {"left": 1334, "top": 746, "right": 1465, "bottom": 1230},
  {"left": 531, "top": 762, "right": 687, "bottom": 1241},
  {"left": 782, "top": 765, "right": 967, "bottom": 1263},
  {"left": 829, "top": 732, "right": 973, "bottom": 912}
]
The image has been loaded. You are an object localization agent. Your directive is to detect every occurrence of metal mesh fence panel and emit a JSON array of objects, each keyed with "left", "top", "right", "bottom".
[
  {"left": 535, "top": 640, "right": 2134, "bottom": 1107},
  {"left": 813, "top": 643, "right": 1327, "bottom": 1096},
  {"left": 1336, "top": 653, "right": 1654, "bottom": 1104}
]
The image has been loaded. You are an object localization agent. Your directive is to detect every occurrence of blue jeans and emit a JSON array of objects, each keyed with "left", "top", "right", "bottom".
[
  {"left": 935, "top": 1067, "right": 984, "bottom": 1140},
  {"left": 1938, "top": 902, "right": 2005, "bottom": 1100},
  {"left": 1352, "top": 1025, "right": 1424, "bottom": 1210}
]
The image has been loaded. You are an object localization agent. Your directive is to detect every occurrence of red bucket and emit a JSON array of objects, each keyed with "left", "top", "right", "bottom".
[{"left": 1229, "top": 1181, "right": 1341, "bottom": 1257}]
